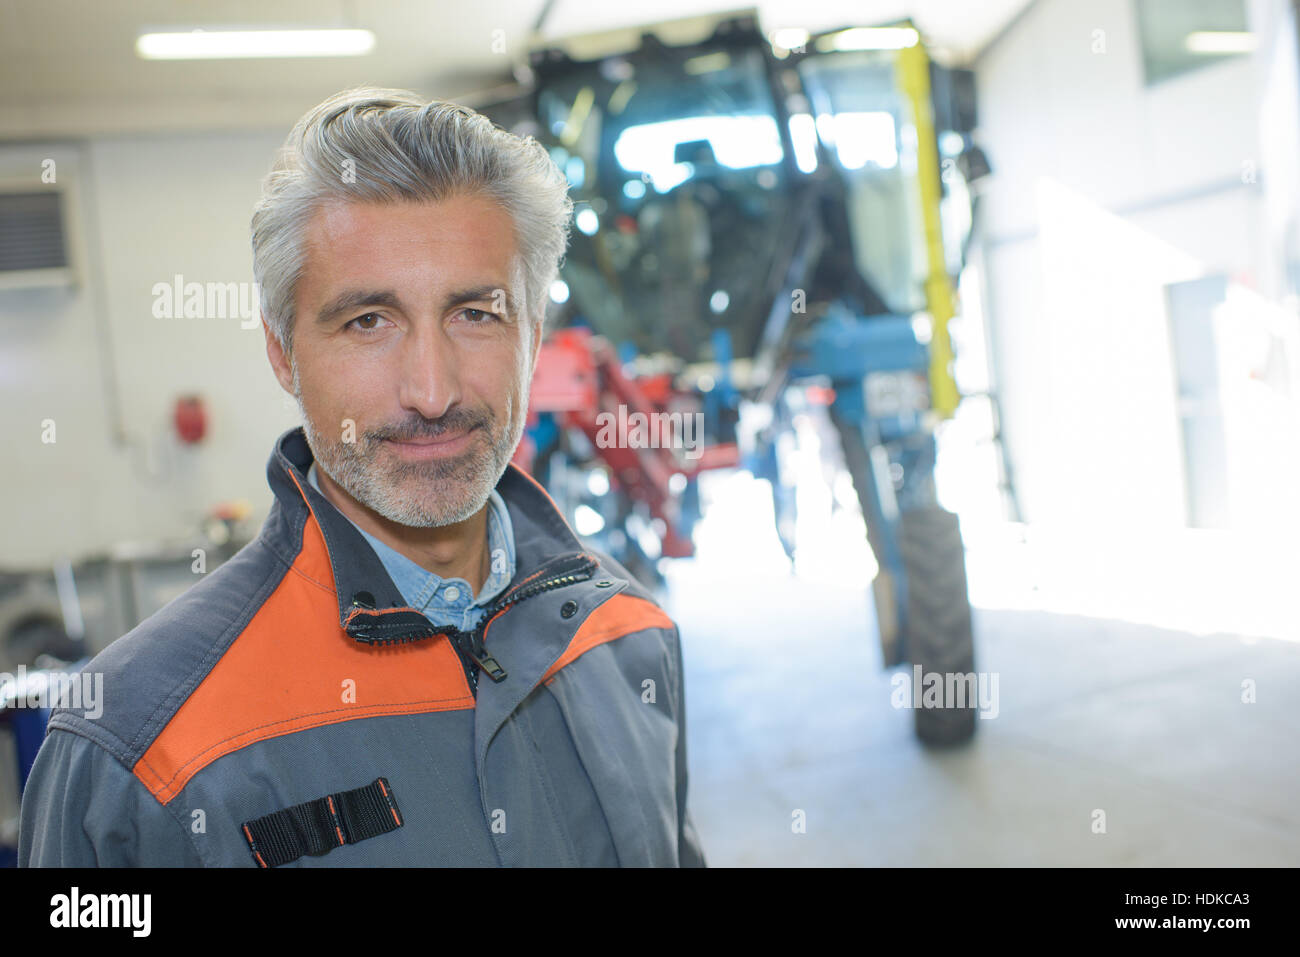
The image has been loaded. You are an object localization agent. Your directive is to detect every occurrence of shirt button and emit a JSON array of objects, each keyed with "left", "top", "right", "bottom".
[{"left": 444, "top": 586, "right": 461, "bottom": 602}]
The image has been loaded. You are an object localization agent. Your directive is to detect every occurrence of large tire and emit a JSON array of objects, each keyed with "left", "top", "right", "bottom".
[{"left": 899, "top": 506, "right": 977, "bottom": 746}]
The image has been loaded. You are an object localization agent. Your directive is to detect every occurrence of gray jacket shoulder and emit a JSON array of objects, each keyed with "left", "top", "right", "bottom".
[
  {"left": 19, "top": 535, "right": 292, "bottom": 867},
  {"left": 45, "top": 534, "right": 293, "bottom": 767},
  {"left": 18, "top": 727, "right": 203, "bottom": 866}
]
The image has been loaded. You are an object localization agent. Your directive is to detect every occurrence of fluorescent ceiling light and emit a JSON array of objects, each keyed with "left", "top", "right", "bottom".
[
  {"left": 1184, "top": 31, "right": 1256, "bottom": 55},
  {"left": 136, "top": 28, "right": 375, "bottom": 60},
  {"left": 815, "top": 27, "right": 919, "bottom": 52}
]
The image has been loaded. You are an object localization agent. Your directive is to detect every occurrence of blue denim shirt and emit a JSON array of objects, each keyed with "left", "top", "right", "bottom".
[{"left": 307, "top": 462, "right": 516, "bottom": 632}]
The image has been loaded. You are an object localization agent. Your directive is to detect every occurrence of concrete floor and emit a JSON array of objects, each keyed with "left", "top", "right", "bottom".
[{"left": 664, "top": 560, "right": 1300, "bottom": 867}]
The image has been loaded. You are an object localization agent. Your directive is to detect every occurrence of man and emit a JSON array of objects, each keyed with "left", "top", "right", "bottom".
[{"left": 19, "top": 88, "right": 705, "bottom": 867}]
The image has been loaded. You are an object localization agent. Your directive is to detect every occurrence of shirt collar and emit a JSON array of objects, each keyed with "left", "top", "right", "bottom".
[{"left": 305, "top": 461, "right": 516, "bottom": 615}]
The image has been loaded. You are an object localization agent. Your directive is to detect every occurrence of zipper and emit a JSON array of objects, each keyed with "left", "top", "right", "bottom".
[
  {"left": 445, "top": 552, "right": 599, "bottom": 696},
  {"left": 482, "top": 553, "right": 599, "bottom": 617}
]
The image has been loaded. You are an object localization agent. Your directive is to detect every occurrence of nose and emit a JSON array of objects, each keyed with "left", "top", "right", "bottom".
[{"left": 396, "top": 321, "right": 462, "bottom": 422}]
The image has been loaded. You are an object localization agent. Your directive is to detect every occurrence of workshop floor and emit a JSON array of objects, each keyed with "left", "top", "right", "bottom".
[{"left": 661, "top": 477, "right": 1300, "bottom": 867}]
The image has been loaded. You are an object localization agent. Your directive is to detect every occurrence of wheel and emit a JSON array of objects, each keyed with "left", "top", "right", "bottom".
[
  {"left": 0, "top": 583, "right": 81, "bottom": 673},
  {"left": 898, "top": 505, "right": 977, "bottom": 746}
]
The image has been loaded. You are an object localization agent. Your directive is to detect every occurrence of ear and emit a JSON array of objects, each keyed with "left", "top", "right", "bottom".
[{"left": 263, "top": 316, "right": 296, "bottom": 396}]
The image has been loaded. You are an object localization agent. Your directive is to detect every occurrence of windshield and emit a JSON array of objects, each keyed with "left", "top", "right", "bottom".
[
  {"left": 536, "top": 44, "right": 791, "bottom": 363},
  {"left": 797, "top": 49, "right": 928, "bottom": 315}
]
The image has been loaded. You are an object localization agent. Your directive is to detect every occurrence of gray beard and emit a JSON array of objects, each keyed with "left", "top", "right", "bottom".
[{"left": 293, "top": 367, "right": 524, "bottom": 528}]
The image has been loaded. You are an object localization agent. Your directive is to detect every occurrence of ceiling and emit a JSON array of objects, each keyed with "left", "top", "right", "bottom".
[{"left": 0, "top": 0, "right": 1034, "bottom": 140}]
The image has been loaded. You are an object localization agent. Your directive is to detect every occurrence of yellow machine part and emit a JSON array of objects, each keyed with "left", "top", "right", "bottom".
[{"left": 896, "top": 38, "right": 961, "bottom": 419}]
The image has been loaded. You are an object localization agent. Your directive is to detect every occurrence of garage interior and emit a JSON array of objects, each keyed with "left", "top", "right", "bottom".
[{"left": 1, "top": 0, "right": 1297, "bottom": 867}]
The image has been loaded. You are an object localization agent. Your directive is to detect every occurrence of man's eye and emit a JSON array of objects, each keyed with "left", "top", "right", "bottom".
[
  {"left": 346, "top": 313, "right": 387, "bottom": 332},
  {"left": 460, "top": 308, "right": 500, "bottom": 323}
]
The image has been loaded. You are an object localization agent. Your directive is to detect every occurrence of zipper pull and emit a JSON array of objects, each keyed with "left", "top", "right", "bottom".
[
  {"left": 447, "top": 625, "right": 508, "bottom": 684},
  {"left": 464, "top": 627, "right": 508, "bottom": 683},
  {"left": 446, "top": 551, "right": 599, "bottom": 684}
]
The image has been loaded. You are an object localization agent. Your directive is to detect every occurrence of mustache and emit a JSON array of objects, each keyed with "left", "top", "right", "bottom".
[{"left": 368, "top": 407, "right": 491, "bottom": 443}]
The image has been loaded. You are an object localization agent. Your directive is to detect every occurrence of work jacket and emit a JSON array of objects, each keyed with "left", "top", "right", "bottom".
[{"left": 18, "top": 427, "right": 706, "bottom": 867}]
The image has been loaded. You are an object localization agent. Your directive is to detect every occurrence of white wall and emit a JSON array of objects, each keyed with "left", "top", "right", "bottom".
[
  {"left": 973, "top": 0, "right": 1270, "bottom": 530},
  {"left": 0, "top": 130, "right": 301, "bottom": 567}
]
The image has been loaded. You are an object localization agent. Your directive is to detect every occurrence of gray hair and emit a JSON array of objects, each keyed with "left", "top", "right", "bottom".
[{"left": 251, "top": 87, "right": 573, "bottom": 356}]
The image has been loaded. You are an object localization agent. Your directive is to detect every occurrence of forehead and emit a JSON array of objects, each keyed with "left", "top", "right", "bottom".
[{"left": 298, "top": 193, "right": 524, "bottom": 299}]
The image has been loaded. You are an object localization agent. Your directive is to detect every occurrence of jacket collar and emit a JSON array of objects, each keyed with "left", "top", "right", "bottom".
[{"left": 264, "top": 426, "right": 594, "bottom": 639}]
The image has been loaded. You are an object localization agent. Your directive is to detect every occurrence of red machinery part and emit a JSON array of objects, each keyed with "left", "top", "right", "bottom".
[
  {"left": 527, "top": 328, "right": 740, "bottom": 560},
  {"left": 529, "top": 328, "right": 599, "bottom": 413}
]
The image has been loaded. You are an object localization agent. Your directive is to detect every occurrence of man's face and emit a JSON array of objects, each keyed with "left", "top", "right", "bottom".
[{"left": 266, "top": 193, "right": 541, "bottom": 528}]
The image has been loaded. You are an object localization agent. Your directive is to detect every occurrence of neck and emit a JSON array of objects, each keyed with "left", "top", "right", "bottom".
[{"left": 313, "top": 466, "right": 491, "bottom": 594}]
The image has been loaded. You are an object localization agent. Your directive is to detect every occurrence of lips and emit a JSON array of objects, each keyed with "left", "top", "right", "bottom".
[
  {"left": 390, "top": 430, "right": 473, "bottom": 447},
  {"left": 382, "top": 425, "right": 480, "bottom": 458}
]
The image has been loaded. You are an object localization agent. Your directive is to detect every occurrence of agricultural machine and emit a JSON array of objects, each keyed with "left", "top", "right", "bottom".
[{"left": 486, "top": 11, "right": 990, "bottom": 745}]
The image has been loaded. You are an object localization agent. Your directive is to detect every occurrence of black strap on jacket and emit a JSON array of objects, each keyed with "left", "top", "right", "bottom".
[{"left": 241, "top": 777, "right": 403, "bottom": 868}]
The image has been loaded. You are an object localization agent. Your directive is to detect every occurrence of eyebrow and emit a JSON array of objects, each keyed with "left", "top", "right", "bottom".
[{"left": 316, "top": 284, "right": 520, "bottom": 325}]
